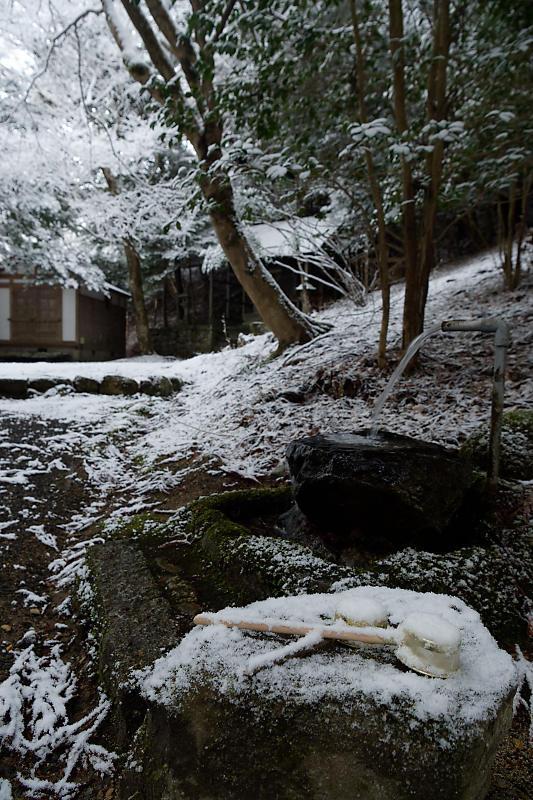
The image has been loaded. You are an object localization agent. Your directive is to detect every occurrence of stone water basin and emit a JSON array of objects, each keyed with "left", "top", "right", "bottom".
[
  {"left": 125, "top": 585, "right": 517, "bottom": 800},
  {"left": 286, "top": 430, "right": 474, "bottom": 547}
]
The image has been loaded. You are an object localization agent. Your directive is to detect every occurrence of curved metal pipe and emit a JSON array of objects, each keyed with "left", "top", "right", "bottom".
[{"left": 441, "top": 318, "right": 510, "bottom": 488}]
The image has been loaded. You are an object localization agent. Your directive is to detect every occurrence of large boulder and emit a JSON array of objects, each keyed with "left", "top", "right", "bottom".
[
  {"left": 73, "top": 376, "right": 100, "bottom": 394},
  {"left": 286, "top": 430, "right": 474, "bottom": 547},
  {"left": 119, "top": 587, "right": 517, "bottom": 800}
]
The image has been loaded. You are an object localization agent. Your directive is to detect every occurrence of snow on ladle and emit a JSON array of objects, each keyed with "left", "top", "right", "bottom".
[{"left": 193, "top": 600, "right": 461, "bottom": 679}]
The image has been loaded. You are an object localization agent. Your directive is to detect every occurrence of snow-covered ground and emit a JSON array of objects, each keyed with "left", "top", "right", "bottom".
[
  {"left": 0, "top": 249, "right": 532, "bottom": 798},
  {"left": 0, "top": 249, "right": 531, "bottom": 482}
]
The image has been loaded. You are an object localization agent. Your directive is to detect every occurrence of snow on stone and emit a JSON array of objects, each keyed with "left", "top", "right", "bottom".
[
  {"left": 334, "top": 595, "right": 388, "bottom": 626},
  {"left": 139, "top": 586, "right": 517, "bottom": 740}
]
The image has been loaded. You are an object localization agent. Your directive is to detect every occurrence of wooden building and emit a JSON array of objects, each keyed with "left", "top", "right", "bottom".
[
  {"left": 149, "top": 217, "right": 339, "bottom": 357},
  {"left": 0, "top": 273, "right": 129, "bottom": 361}
]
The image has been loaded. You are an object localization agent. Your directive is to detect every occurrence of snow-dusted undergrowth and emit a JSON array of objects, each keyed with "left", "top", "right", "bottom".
[
  {"left": 0, "top": 642, "right": 115, "bottom": 798},
  {"left": 1, "top": 250, "right": 530, "bottom": 485}
]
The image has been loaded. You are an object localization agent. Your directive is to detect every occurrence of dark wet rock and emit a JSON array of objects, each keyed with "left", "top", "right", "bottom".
[
  {"left": 28, "top": 378, "right": 62, "bottom": 394},
  {"left": 73, "top": 376, "right": 100, "bottom": 394},
  {"left": 100, "top": 375, "right": 139, "bottom": 396},
  {"left": 286, "top": 430, "right": 474, "bottom": 546},
  {"left": 461, "top": 409, "right": 533, "bottom": 480},
  {"left": 0, "top": 378, "right": 28, "bottom": 398},
  {"left": 169, "top": 376, "right": 184, "bottom": 393},
  {"left": 140, "top": 376, "right": 180, "bottom": 396}
]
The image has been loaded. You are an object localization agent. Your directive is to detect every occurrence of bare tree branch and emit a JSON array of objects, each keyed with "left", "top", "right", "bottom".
[{"left": 24, "top": 8, "right": 102, "bottom": 102}]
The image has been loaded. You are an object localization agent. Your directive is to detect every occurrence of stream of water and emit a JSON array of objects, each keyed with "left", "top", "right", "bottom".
[{"left": 370, "top": 323, "right": 443, "bottom": 434}]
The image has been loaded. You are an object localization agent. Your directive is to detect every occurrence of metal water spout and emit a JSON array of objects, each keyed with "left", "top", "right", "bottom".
[{"left": 441, "top": 318, "right": 510, "bottom": 488}]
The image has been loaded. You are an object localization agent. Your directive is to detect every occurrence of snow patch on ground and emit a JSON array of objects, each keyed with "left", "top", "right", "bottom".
[
  {"left": 1, "top": 249, "right": 529, "bottom": 484},
  {"left": 0, "top": 641, "right": 115, "bottom": 799}
]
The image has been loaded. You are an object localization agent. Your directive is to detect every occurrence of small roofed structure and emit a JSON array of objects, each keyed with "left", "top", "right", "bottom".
[{"left": 0, "top": 273, "right": 129, "bottom": 361}]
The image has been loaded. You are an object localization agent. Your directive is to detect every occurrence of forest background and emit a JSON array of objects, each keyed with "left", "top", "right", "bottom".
[{"left": 0, "top": 0, "right": 531, "bottom": 361}]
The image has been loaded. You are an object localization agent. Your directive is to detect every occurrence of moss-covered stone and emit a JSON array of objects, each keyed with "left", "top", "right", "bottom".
[
  {"left": 95, "top": 486, "right": 531, "bottom": 646},
  {"left": 117, "top": 683, "right": 514, "bottom": 800},
  {"left": 342, "top": 533, "right": 533, "bottom": 645},
  {"left": 181, "top": 487, "right": 349, "bottom": 600},
  {"left": 78, "top": 539, "right": 179, "bottom": 747},
  {"left": 100, "top": 375, "right": 139, "bottom": 396},
  {"left": 118, "top": 586, "right": 517, "bottom": 800},
  {"left": 461, "top": 409, "right": 533, "bottom": 480}
]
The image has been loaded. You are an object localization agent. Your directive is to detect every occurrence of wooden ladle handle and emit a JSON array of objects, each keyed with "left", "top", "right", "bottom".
[{"left": 193, "top": 614, "right": 387, "bottom": 644}]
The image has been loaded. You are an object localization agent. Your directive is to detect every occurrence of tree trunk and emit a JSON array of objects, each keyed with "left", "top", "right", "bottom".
[
  {"left": 390, "top": 0, "right": 450, "bottom": 350},
  {"left": 418, "top": 0, "right": 450, "bottom": 327},
  {"left": 124, "top": 240, "right": 153, "bottom": 354},
  {"left": 388, "top": 0, "right": 420, "bottom": 350},
  {"left": 101, "top": 166, "right": 153, "bottom": 354},
  {"left": 512, "top": 172, "right": 533, "bottom": 290},
  {"left": 105, "top": 0, "right": 325, "bottom": 353},
  {"left": 351, "top": 0, "right": 390, "bottom": 367},
  {"left": 203, "top": 177, "right": 324, "bottom": 350}
]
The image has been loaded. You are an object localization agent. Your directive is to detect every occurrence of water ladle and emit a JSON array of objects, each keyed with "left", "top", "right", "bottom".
[{"left": 193, "top": 612, "right": 462, "bottom": 678}]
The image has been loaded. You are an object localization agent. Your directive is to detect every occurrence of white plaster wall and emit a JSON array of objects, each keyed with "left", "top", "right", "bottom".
[
  {"left": 62, "top": 288, "right": 76, "bottom": 341},
  {"left": 0, "top": 288, "right": 10, "bottom": 340}
]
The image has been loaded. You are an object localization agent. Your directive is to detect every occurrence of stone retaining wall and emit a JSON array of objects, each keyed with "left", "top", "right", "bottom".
[{"left": 0, "top": 375, "right": 183, "bottom": 399}]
